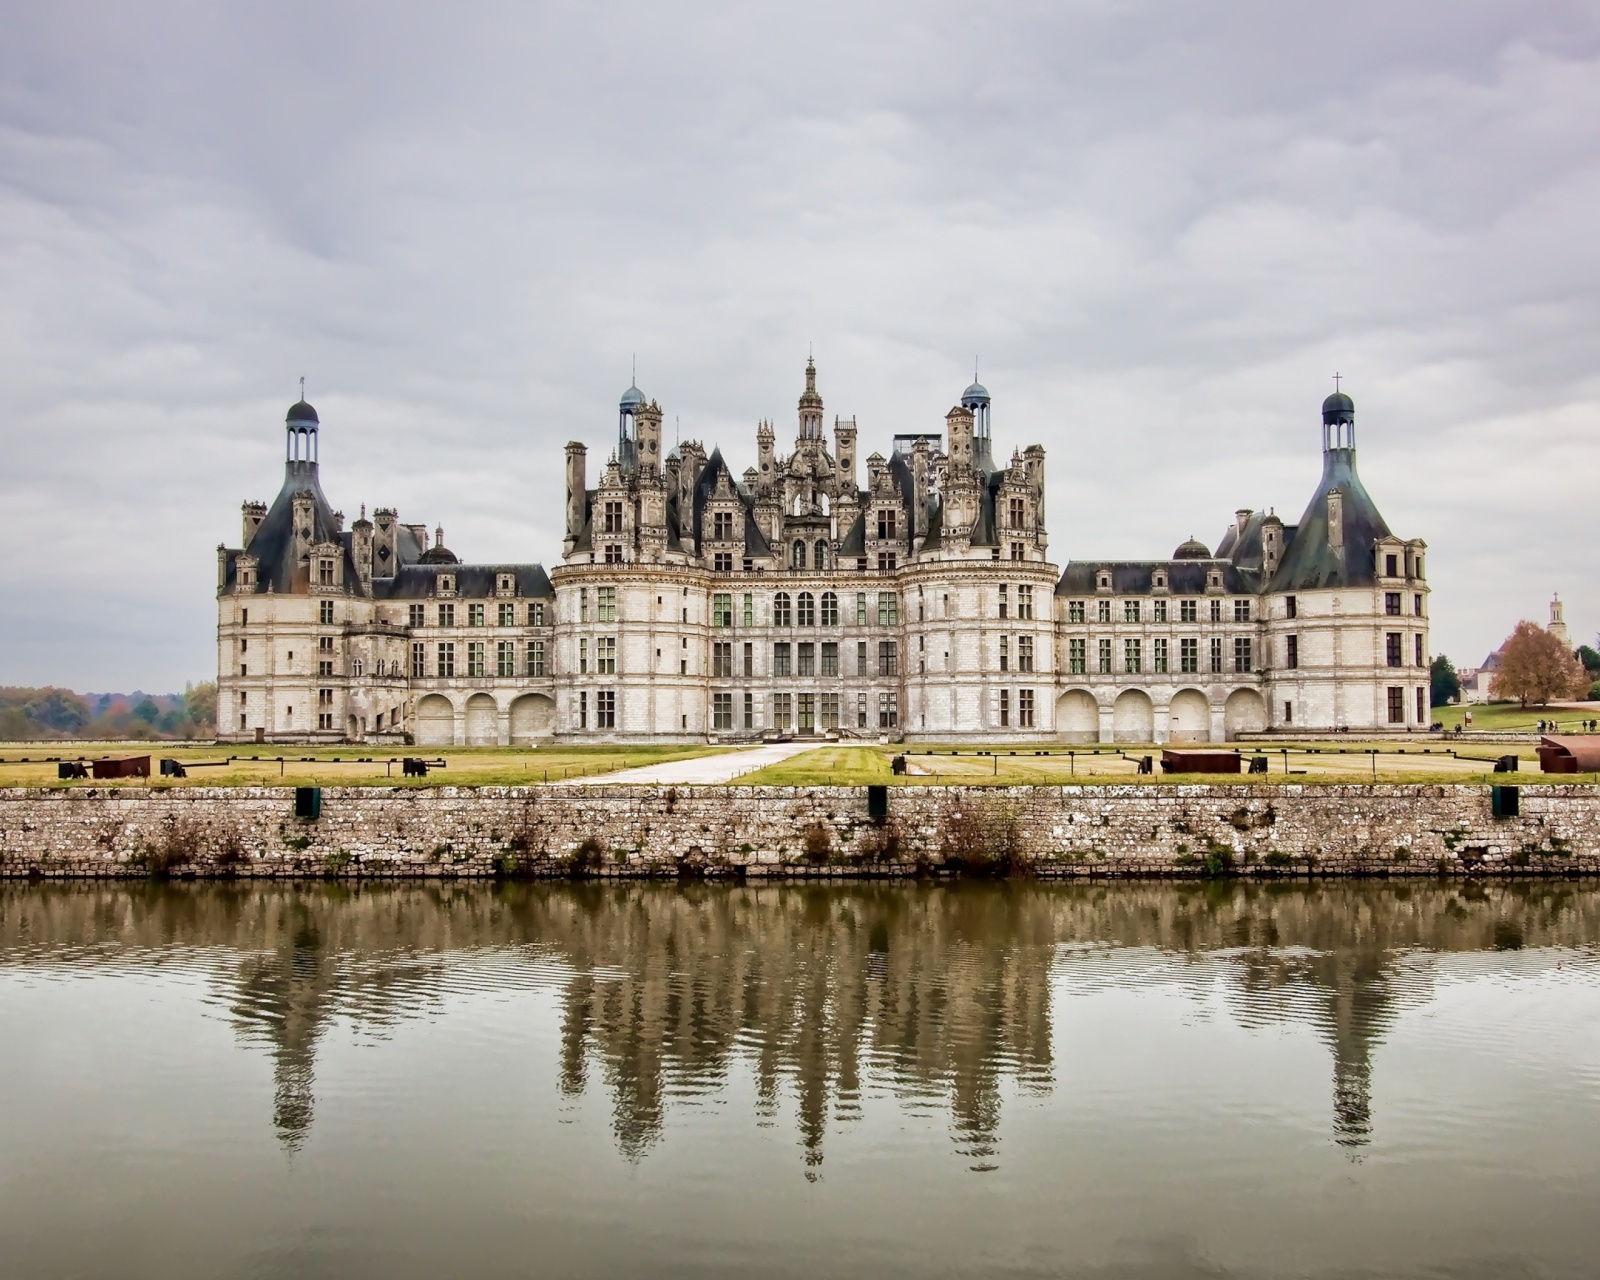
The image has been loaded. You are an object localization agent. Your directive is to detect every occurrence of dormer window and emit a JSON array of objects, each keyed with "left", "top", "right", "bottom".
[
  {"left": 603, "top": 501, "right": 624, "bottom": 534},
  {"left": 713, "top": 511, "right": 735, "bottom": 541},
  {"left": 876, "top": 509, "right": 897, "bottom": 540},
  {"left": 1385, "top": 553, "right": 1398, "bottom": 577},
  {"left": 1097, "top": 572, "right": 1111, "bottom": 591},
  {"left": 1153, "top": 573, "right": 1166, "bottom": 590},
  {"left": 497, "top": 574, "right": 514, "bottom": 594},
  {"left": 437, "top": 573, "right": 455, "bottom": 596},
  {"left": 318, "top": 559, "right": 335, "bottom": 586}
]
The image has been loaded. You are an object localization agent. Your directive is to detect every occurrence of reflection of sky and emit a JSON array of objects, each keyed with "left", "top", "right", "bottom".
[{"left": 2, "top": 885, "right": 1600, "bottom": 1278}]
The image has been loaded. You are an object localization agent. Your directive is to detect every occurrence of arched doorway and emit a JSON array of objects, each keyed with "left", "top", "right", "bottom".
[
  {"left": 465, "top": 693, "right": 500, "bottom": 746},
  {"left": 1056, "top": 689, "right": 1099, "bottom": 743},
  {"left": 1168, "top": 689, "right": 1211, "bottom": 743},
  {"left": 509, "top": 693, "right": 556, "bottom": 745},
  {"left": 416, "top": 694, "right": 455, "bottom": 746},
  {"left": 1224, "top": 688, "right": 1267, "bottom": 739},
  {"left": 1112, "top": 689, "right": 1154, "bottom": 744}
]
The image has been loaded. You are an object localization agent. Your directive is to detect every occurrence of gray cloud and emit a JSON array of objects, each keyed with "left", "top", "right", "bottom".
[{"left": 2, "top": 0, "right": 1598, "bottom": 688}]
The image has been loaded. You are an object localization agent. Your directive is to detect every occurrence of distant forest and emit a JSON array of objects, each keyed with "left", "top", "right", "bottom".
[{"left": 0, "top": 683, "right": 217, "bottom": 741}]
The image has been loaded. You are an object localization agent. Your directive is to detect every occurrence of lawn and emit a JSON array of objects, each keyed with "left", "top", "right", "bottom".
[
  {"left": 1431, "top": 701, "right": 1600, "bottom": 734},
  {"left": 0, "top": 742, "right": 729, "bottom": 789}
]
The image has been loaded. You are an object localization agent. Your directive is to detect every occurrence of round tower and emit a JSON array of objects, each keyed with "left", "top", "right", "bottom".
[
  {"left": 798, "top": 357, "right": 823, "bottom": 441},
  {"left": 961, "top": 378, "right": 992, "bottom": 469},
  {"left": 286, "top": 398, "right": 319, "bottom": 466}
]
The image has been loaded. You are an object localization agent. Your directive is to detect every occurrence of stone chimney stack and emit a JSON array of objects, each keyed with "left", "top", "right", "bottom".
[
  {"left": 351, "top": 506, "right": 374, "bottom": 590},
  {"left": 372, "top": 508, "right": 397, "bottom": 578},
  {"left": 565, "top": 442, "right": 588, "bottom": 553},
  {"left": 636, "top": 400, "right": 663, "bottom": 478},
  {"left": 834, "top": 416, "right": 857, "bottom": 494},
  {"left": 242, "top": 501, "right": 267, "bottom": 546}
]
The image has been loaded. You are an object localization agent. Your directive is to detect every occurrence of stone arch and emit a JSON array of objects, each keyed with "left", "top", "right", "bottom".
[
  {"left": 415, "top": 694, "right": 455, "bottom": 746},
  {"left": 465, "top": 692, "right": 499, "bottom": 746},
  {"left": 509, "top": 693, "right": 555, "bottom": 745},
  {"left": 814, "top": 539, "right": 829, "bottom": 570},
  {"left": 1056, "top": 689, "right": 1099, "bottom": 744},
  {"left": 1112, "top": 689, "right": 1155, "bottom": 744},
  {"left": 1224, "top": 688, "right": 1267, "bottom": 739},
  {"left": 791, "top": 539, "right": 806, "bottom": 569},
  {"left": 1168, "top": 688, "right": 1211, "bottom": 743}
]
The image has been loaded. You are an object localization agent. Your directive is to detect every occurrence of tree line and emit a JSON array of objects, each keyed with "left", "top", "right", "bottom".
[
  {"left": 1432, "top": 630, "right": 1600, "bottom": 709},
  {"left": 0, "top": 683, "right": 217, "bottom": 741}
]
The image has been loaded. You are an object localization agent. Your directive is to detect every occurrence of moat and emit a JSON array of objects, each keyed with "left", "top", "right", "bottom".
[{"left": 3, "top": 881, "right": 1598, "bottom": 1278}]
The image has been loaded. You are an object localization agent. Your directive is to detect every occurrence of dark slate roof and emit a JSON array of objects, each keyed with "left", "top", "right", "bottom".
[
  {"left": 1267, "top": 447, "right": 1392, "bottom": 592},
  {"left": 886, "top": 449, "right": 918, "bottom": 521},
  {"left": 234, "top": 460, "right": 362, "bottom": 595},
  {"left": 744, "top": 508, "right": 772, "bottom": 559},
  {"left": 838, "top": 508, "right": 866, "bottom": 557},
  {"left": 968, "top": 468, "right": 1008, "bottom": 547},
  {"left": 921, "top": 493, "right": 944, "bottom": 550},
  {"left": 372, "top": 563, "right": 553, "bottom": 600},
  {"left": 1054, "top": 560, "right": 1254, "bottom": 596}
]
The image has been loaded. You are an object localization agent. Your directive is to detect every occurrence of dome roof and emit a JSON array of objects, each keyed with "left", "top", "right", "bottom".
[
  {"left": 286, "top": 400, "right": 319, "bottom": 425},
  {"left": 418, "top": 544, "right": 459, "bottom": 565},
  {"left": 1321, "top": 390, "right": 1354, "bottom": 423},
  {"left": 620, "top": 384, "right": 646, "bottom": 411},
  {"left": 1173, "top": 536, "right": 1211, "bottom": 560},
  {"left": 961, "top": 381, "right": 990, "bottom": 406}
]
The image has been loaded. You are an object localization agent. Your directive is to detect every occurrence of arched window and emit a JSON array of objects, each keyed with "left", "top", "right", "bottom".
[
  {"left": 773, "top": 592, "right": 792, "bottom": 627},
  {"left": 820, "top": 591, "right": 839, "bottom": 626},
  {"left": 797, "top": 592, "right": 816, "bottom": 626},
  {"left": 352, "top": 657, "right": 364, "bottom": 677},
  {"left": 792, "top": 540, "right": 806, "bottom": 569},
  {"left": 814, "top": 540, "right": 829, "bottom": 570}
]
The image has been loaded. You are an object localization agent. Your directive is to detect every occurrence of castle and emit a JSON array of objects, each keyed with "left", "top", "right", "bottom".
[{"left": 216, "top": 360, "right": 1430, "bottom": 744}]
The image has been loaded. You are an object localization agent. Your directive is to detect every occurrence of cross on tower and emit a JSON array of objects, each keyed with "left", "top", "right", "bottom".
[{"left": 1333, "top": 372, "right": 1342, "bottom": 392}]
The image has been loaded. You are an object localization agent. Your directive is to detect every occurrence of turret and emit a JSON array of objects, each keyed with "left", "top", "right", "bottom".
[
  {"left": 636, "top": 399, "right": 663, "bottom": 477},
  {"left": 797, "top": 356, "right": 823, "bottom": 442},
  {"left": 961, "top": 379, "right": 992, "bottom": 470},
  {"left": 617, "top": 382, "right": 644, "bottom": 475},
  {"left": 1261, "top": 511, "right": 1283, "bottom": 579}
]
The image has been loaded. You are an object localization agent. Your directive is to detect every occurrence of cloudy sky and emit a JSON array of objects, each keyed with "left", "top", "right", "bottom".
[{"left": 2, "top": 0, "right": 1597, "bottom": 692}]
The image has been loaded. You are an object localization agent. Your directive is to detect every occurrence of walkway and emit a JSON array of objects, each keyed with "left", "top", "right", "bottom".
[{"left": 564, "top": 741, "right": 818, "bottom": 787}]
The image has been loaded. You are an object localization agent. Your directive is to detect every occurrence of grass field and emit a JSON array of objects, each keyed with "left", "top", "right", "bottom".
[
  {"left": 739, "top": 740, "right": 1599, "bottom": 787},
  {"left": 0, "top": 742, "right": 728, "bottom": 789},
  {"left": 1430, "top": 701, "right": 1600, "bottom": 734}
]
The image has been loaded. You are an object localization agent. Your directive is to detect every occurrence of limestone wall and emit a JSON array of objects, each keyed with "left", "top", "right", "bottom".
[{"left": 3, "top": 782, "right": 1598, "bottom": 879}]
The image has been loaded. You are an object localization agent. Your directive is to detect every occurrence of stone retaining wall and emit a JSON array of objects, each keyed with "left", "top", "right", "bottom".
[{"left": 3, "top": 783, "right": 1598, "bottom": 879}]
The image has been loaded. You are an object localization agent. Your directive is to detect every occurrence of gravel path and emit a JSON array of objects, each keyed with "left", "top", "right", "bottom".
[{"left": 563, "top": 741, "right": 819, "bottom": 786}]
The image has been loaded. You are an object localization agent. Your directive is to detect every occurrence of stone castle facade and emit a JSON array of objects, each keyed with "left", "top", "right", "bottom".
[{"left": 216, "top": 360, "right": 1430, "bottom": 745}]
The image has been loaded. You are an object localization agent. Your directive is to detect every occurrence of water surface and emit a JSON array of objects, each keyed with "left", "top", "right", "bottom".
[{"left": 2, "top": 881, "right": 1598, "bottom": 1278}]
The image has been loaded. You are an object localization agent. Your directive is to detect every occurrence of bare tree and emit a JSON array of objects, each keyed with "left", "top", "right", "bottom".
[{"left": 1489, "top": 621, "right": 1589, "bottom": 708}]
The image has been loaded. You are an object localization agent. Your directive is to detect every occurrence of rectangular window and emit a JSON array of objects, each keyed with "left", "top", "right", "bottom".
[
  {"left": 878, "top": 641, "right": 899, "bottom": 677},
  {"left": 1386, "top": 633, "right": 1402, "bottom": 667},
  {"left": 409, "top": 603, "right": 426, "bottom": 628},
  {"left": 1181, "top": 638, "right": 1198, "bottom": 674},
  {"left": 743, "top": 642, "right": 754, "bottom": 678},
  {"left": 1125, "top": 639, "right": 1142, "bottom": 674},
  {"left": 497, "top": 641, "right": 515, "bottom": 677},
  {"left": 1124, "top": 599, "right": 1140, "bottom": 623},
  {"left": 1388, "top": 687, "right": 1404, "bottom": 724},
  {"left": 998, "top": 585, "right": 1008, "bottom": 619},
  {"left": 597, "top": 587, "right": 617, "bottom": 623},
  {"left": 857, "top": 693, "right": 868, "bottom": 728},
  {"left": 774, "top": 693, "right": 792, "bottom": 731},
  {"left": 411, "top": 642, "right": 426, "bottom": 678},
  {"left": 1098, "top": 638, "right": 1112, "bottom": 674},
  {"left": 579, "top": 638, "right": 588, "bottom": 674},
  {"left": 438, "top": 603, "right": 455, "bottom": 627},
  {"left": 1209, "top": 637, "right": 1223, "bottom": 673},
  {"left": 820, "top": 641, "right": 839, "bottom": 676},
  {"left": 999, "top": 688, "right": 1010, "bottom": 727},
  {"left": 498, "top": 602, "right": 515, "bottom": 627},
  {"left": 1233, "top": 637, "right": 1252, "bottom": 673},
  {"left": 713, "top": 593, "right": 733, "bottom": 627},
  {"left": 467, "top": 641, "right": 485, "bottom": 677},
  {"left": 1069, "top": 601, "right": 1085, "bottom": 624},
  {"left": 1069, "top": 638, "right": 1086, "bottom": 674},
  {"left": 1098, "top": 599, "right": 1112, "bottom": 623},
  {"left": 437, "top": 642, "right": 455, "bottom": 678},
  {"left": 743, "top": 691, "right": 754, "bottom": 730},
  {"left": 1180, "top": 599, "right": 1197, "bottom": 623},
  {"left": 527, "top": 639, "right": 545, "bottom": 677},
  {"left": 1018, "top": 634, "right": 1034, "bottom": 673},
  {"left": 856, "top": 593, "right": 868, "bottom": 625},
  {"left": 857, "top": 640, "right": 869, "bottom": 676},
  {"left": 1284, "top": 701, "right": 1293, "bottom": 724},
  {"left": 878, "top": 593, "right": 899, "bottom": 626},
  {"left": 1153, "top": 637, "right": 1168, "bottom": 673},
  {"left": 713, "top": 510, "right": 734, "bottom": 540},
  {"left": 597, "top": 636, "right": 616, "bottom": 674},
  {"left": 468, "top": 603, "right": 485, "bottom": 627},
  {"left": 1385, "top": 593, "right": 1402, "bottom": 616},
  {"left": 877, "top": 551, "right": 896, "bottom": 571},
  {"left": 713, "top": 551, "right": 733, "bottom": 573},
  {"left": 774, "top": 643, "right": 792, "bottom": 677},
  {"left": 579, "top": 588, "right": 589, "bottom": 623},
  {"left": 796, "top": 593, "right": 815, "bottom": 626},
  {"left": 713, "top": 692, "right": 733, "bottom": 730},
  {"left": 1414, "top": 594, "right": 1424, "bottom": 617},
  {"left": 740, "top": 593, "right": 754, "bottom": 626},
  {"left": 876, "top": 509, "right": 897, "bottom": 539},
  {"left": 1209, "top": 599, "right": 1222, "bottom": 623},
  {"left": 879, "top": 693, "right": 898, "bottom": 729},
  {"left": 319, "top": 599, "right": 334, "bottom": 625},
  {"left": 1018, "top": 585, "right": 1033, "bottom": 619},
  {"left": 596, "top": 690, "right": 616, "bottom": 729},
  {"left": 773, "top": 593, "right": 791, "bottom": 627},
  {"left": 797, "top": 642, "right": 815, "bottom": 677},
  {"left": 603, "top": 501, "right": 624, "bottom": 534},
  {"left": 1154, "top": 599, "right": 1167, "bottom": 623},
  {"left": 1415, "top": 634, "right": 1424, "bottom": 666},
  {"left": 1285, "top": 595, "right": 1297, "bottom": 620},
  {"left": 1019, "top": 689, "right": 1034, "bottom": 728},
  {"left": 1009, "top": 496, "right": 1025, "bottom": 529},
  {"left": 1233, "top": 599, "right": 1250, "bottom": 622},
  {"left": 318, "top": 559, "right": 334, "bottom": 587},
  {"left": 1417, "top": 687, "right": 1426, "bottom": 722},
  {"left": 529, "top": 601, "right": 545, "bottom": 627},
  {"left": 713, "top": 641, "right": 733, "bottom": 678},
  {"left": 821, "top": 692, "right": 840, "bottom": 730},
  {"left": 999, "top": 635, "right": 1009, "bottom": 672},
  {"left": 579, "top": 691, "right": 588, "bottom": 730},
  {"left": 1287, "top": 635, "right": 1299, "bottom": 669},
  {"left": 798, "top": 694, "right": 815, "bottom": 732},
  {"left": 1385, "top": 554, "right": 1399, "bottom": 577}
]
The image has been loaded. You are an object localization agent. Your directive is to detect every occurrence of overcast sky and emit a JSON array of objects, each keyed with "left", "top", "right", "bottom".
[{"left": 2, "top": 1, "right": 1598, "bottom": 692}]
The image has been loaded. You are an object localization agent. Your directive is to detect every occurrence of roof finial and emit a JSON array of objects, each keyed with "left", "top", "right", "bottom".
[
  {"left": 632, "top": 353, "right": 636, "bottom": 385},
  {"left": 1333, "top": 371, "right": 1342, "bottom": 392},
  {"left": 299, "top": 375, "right": 305, "bottom": 401}
]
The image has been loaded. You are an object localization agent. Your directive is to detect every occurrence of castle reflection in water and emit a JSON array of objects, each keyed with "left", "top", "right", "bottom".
[{"left": 3, "top": 881, "right": 1595, "bottom": 1164}]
